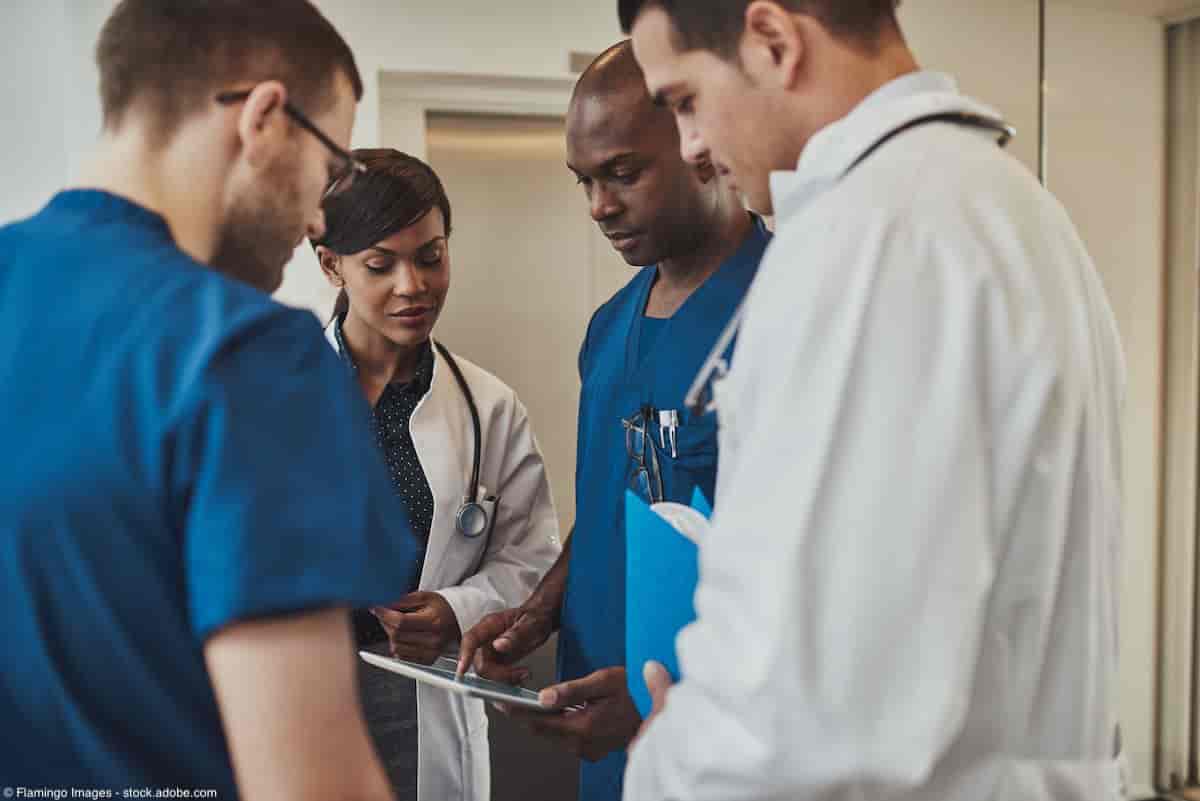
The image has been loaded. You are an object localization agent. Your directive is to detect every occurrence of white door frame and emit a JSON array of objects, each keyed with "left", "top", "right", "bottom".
[
  {"left": 378, "top": 71, "right": 577, "bottom": 161},
  {"left": 377, "top": 69, "right": 629, "bottom": 312}
]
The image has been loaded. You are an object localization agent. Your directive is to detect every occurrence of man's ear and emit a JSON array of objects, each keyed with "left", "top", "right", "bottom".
[
  {"left": 315, "top": 246, "right": 344, "bottom": 287},
  {"left": 740, "top": 1, "right": 805, "bottom": 90},
  {"left": 234, "top": 80, "right": 289, "bottom": 171}
]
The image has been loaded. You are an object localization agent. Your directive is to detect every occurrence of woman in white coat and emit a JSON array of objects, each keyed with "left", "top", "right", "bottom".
[{"left": 312, "top": 149, "right": 561, "bottom": 801}]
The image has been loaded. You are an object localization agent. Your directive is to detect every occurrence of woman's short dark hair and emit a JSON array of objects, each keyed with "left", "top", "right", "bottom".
[
  {"left": 97, "top": 0, "right": 362, "bottom": 140},
  {"left": 618, "top": 0, "right": 902, "bottom": 57},
  {"left": 312, "top": 149, "right": 453, "bottom": 321}
]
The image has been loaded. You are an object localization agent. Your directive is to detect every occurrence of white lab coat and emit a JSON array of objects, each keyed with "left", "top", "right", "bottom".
[
  {"left": 326, "top": 324, "right": 561, "bottom": 801},
  {"left": 624, "top": 72, "right": 1126, "bottom": 801}
]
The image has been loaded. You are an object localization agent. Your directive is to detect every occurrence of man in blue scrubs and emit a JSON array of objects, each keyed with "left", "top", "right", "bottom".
[
  {"left": 0, "top": 3, "right": 415, "bottom": 799},
  {"left": 458, "top": 40, "right": 771, "bottom": 801}
]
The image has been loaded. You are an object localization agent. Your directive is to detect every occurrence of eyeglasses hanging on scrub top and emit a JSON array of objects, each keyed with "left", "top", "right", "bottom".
[{"left": 622, "top": 406, "right": 665, "bottom": 505}]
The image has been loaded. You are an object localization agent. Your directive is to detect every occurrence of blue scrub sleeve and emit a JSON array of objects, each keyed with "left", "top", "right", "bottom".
[
  {"left": 578, "top": 312, "right": 595, "bottom": 378},
  {"left": 574, "top": 313, "right": 597, "bottom": 483},
  {"left": 173, "top": 309, "right": 419, "bottom": 642}
]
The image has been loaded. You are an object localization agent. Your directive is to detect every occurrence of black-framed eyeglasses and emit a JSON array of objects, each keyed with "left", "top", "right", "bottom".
[
  {"left": 215, "top": 90, "right": 367, "bottom": 199},
  {"left": 622, "top": 406, "right": 664, "bottom": 504}
]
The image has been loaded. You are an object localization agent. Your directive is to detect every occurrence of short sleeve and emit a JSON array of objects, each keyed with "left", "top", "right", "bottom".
[
  {"left": 574, "top": 311, "right": 599, "bottom": 487},
  {"left": 578, "top": 311, "right": 596, "bottom": 380},
  {"left": 172, "top": 307, "right": 419, "bottom": 642}
]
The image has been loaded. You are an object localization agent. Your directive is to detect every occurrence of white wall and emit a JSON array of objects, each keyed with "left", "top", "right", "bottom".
[
  {"left": 317, "top": 0, "right": 622, "bottom": 147},
  {"left": 1045, "top": 5, "right": 1167, "bottom": 792},
  {"left": 62, "top": 0, "right": 117, "bottom": 183},
  {"left": 0, "top": 0, "right": 70, "bottom": 223}
]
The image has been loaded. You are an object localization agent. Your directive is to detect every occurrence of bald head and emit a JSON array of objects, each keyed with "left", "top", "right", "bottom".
[
  {"left": 567, "top": 39, "right": 676, "bottom": 163},
  {"left": 572, "top": 40, "right": 653, "bottom": 107},
  {"left": 569, "top": 40, "right": 674, "bottom": 157}
]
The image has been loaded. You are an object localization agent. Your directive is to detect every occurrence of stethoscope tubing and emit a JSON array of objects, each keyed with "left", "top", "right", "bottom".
[
  {"left": 686, "top": 111, "right": 1016, "bottom": 419},
  {"left": 432, "top": 341, "right": 495, "bottom": 548}
]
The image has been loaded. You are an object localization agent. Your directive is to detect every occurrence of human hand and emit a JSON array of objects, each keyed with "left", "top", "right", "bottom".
[
  {"left": 371, "top": 591, "right": 461, "bottom": 665},
  {"left": 456, "top": 605, "right": 555, "bottom": 683},
  {"left": 495, "top": 666, "right": 641, "bottom": 762}
]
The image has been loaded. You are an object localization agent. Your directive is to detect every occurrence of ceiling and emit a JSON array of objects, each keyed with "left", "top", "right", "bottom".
[{"left": 1060, "top": 0, "right": 1200, "bottom": 20}]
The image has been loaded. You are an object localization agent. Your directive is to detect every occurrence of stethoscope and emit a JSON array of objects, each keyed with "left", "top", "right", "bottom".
[
  {"left": 431, "top": 341, "right": 499, "bottom": 542},
  {"left": 684, "top": 111, "right": 1016, "bottom": 418}
]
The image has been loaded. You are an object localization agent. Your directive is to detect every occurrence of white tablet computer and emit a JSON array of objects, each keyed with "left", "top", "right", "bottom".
[{"left": 359, "top": 652, "right": 555, "bottom": 712}]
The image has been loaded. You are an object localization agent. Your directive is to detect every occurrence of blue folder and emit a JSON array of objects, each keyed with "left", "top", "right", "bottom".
[{"left": 624, "top": 487, "right": 711, "bottom": 717}]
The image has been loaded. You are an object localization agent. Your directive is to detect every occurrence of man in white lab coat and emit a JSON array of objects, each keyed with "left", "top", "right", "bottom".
[{"left": 617, "top": 2, "right": 1127, "bottom": 800}]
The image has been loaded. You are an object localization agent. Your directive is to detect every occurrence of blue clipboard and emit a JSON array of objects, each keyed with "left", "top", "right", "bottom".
[{"left": 624, "top": 487, "right": 711, "bottom": 717}]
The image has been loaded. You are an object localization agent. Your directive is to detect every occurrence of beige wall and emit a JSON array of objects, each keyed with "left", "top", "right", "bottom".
[
  {"left": 274, "top": 0, "right": 623, "bottom": 312},
  {"left": 1160, "top": 20, "right": 1200, "bottom": 790},
  {"left": 900, "top": 0, "right": 1041, "bottom": 174},
  {"left": 425, "top": 112, "right": 591, "bottom": 539},
  {"left": 1045, "top": 4, "right": 1167, "bottom": 791},
  {"left": 280, "top": 0, "right": 1050, "bottom": 311}
]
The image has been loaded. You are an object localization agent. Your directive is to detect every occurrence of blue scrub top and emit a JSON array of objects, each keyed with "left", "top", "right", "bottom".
[
  {"left": 0, "top": 191, "right": 420, "bottom": 794},
  {"left": 561, "top": 216, "right": 771, "bottom": 801}
]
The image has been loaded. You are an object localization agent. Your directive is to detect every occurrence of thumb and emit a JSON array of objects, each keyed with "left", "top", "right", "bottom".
[
  {"left": 538, "top": 667, "right": 619, "bottom": 708},
  {"left": 371, "top": 607, "right": 406, "bottom": 630},
  {"left": 643, "top": 661, "right": 673, "bottom": 717}
]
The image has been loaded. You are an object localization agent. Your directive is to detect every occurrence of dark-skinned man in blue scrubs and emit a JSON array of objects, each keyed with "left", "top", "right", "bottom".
[{"left": 457, "top": 40, "right": 771, "bottom": 801}]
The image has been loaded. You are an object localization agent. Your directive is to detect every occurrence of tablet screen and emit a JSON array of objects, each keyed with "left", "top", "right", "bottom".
[
  {"left": 419, "top": 657, "right": 545, "bottom": 702},
  {"left": 360, "top": 652, "right": 550, "bottom": 711}
]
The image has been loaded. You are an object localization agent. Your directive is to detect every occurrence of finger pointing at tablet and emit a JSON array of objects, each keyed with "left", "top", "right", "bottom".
[{"left": 457, "top": 605, "right": 553, "bottom": 681}]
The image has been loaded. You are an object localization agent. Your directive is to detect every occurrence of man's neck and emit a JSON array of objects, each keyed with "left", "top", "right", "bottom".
[
  {"left": 75, "top": 127, "right": 225, "bottom": 266},
  {"left": 646, "top": 192, "right": 753, "bottom": 319},
  {"left": 799, "top": 37, "right": 921, "bottom": 150}
]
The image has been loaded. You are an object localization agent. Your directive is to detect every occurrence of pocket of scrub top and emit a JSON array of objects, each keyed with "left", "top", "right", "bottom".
[{"left": 662, "top": 415, "right": 718, "bottom": 504}]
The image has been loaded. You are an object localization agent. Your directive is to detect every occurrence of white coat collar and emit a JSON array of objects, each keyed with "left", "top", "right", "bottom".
[
  {"left": 322, "top": 318, "right": 442, "bottom": 393},
  {"left": 769, "top": 71, "right": 1003, "bottom": 222}
]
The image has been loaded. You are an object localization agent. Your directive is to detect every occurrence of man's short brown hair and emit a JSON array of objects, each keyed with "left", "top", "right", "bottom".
[
  {"left": 618, "top": 0, "right": 902, "bottom": 57},
  {"left": 97, "top": 0, "right": 363, "bottom": 140}
]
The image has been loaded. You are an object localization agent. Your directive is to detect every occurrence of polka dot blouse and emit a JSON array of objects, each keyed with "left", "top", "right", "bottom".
[{"left": 334, "top": 317, "right": 435, "bottom": 643}]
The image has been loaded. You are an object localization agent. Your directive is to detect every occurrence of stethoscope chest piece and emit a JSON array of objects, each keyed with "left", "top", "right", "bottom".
[{"left": 456, "top": 500, "right": 489, "bottom": 539}]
